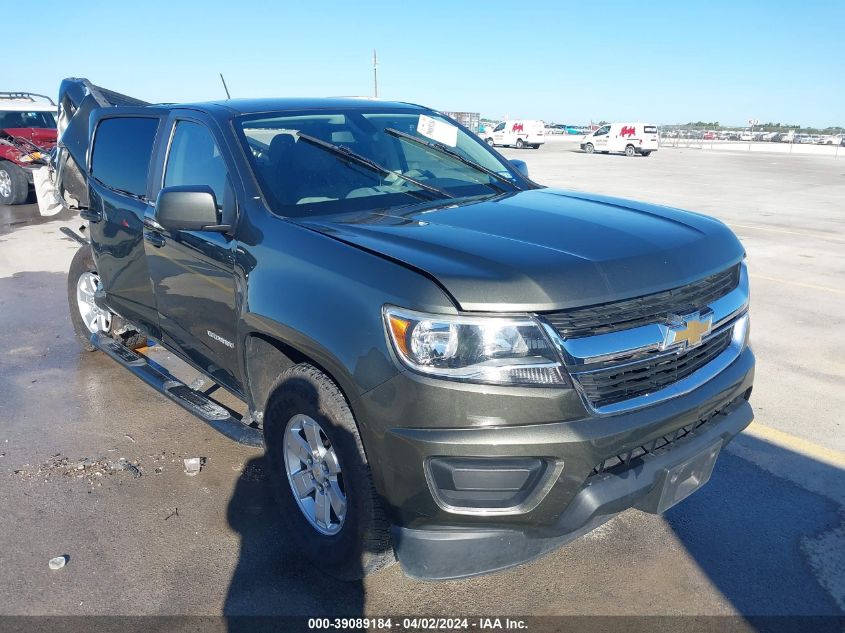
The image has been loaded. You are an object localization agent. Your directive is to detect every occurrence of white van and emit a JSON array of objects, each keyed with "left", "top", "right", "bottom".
[
  {"left": 580, "top": 122, "right": 659, "bottom": 156},
  {"left": 483, "top": 120, "right": 545, "bottom": 149}
]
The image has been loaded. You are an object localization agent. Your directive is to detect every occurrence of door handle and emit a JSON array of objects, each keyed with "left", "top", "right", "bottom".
[
  {"left": 143, "top": 230, "right": 166, "bottom": 248},
  {"left": 80, "top": 208, "right": 103, "bottom": 223}
]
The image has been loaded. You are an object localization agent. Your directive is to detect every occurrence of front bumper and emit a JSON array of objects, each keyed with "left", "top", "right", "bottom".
[{"left": 357, "top": 347, "right": 755, "bottom": 579}]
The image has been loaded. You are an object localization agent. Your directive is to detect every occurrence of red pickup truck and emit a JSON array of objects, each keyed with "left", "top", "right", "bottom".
[{"left": 0, "top": 92, "right": 57, "bottom": 205}]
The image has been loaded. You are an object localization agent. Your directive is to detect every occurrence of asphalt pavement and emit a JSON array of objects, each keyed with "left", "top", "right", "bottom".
[{"left": 0, "top": 144, "right": 842, "bottom": 623}]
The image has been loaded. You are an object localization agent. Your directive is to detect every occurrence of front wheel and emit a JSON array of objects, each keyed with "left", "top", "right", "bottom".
[
  {"left": 641, "top": 150, "right": 652, "bottom": 157},
  {"left": 625, "top": 144, "right": 636, "bottom": 157},
  {"left": 515, "top": 138, "right": 525, "bottom": 149},
  {"left": 264, "top": 363, "right": 394, "bottom": 579},
  {"left": 0, "top": 162, "right": 29, "bottom": 205},
  {"left": 67, "top": 245, "right": 146, "bottom": 351},
  {"left": 530, "top": 144, "right": 540, "bottom": 149},
  {"left": 584, "top": 143, "right": 595, "bottom": 154}
]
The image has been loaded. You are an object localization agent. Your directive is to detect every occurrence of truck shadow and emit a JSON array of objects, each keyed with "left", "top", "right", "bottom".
[
  {"left": 665, "top": 433, "right": 844, "bottom": 617},
  {"left": 223, "top": 454, "right": 365, "bottom": 630},
  {"left": 223, "top": 405, "right": 371, "bottom": 631}
]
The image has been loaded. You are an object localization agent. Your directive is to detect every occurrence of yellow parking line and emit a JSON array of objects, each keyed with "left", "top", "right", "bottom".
[
  {"left": 742, "top": 422, "right": 845, "bottom": 469},
  {"left": 727, "top": 222, "right": 845, "bottom": 244},
  {"left": 749, "top": 274, "right": 845, "bottom": 295}
]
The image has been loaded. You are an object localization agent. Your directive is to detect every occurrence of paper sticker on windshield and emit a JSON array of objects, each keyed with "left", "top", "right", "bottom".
[{"left": 417, "top": 114, "right": 458, "bottom": 147}]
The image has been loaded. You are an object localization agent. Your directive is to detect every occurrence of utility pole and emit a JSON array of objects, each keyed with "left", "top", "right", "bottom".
[{"left": 373, "top": 49, "right": 379, "bottom": 98}]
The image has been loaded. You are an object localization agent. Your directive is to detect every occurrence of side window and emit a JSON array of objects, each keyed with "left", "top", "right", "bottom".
[
  {"left": 164, "top": 121, "right": 228, "bottom": 208},
  {"left": 493, "top": 122, "right": 505, "bottom": 132},
  {"left": 91, "top": 117, "right": 159, "bottom": 198},
  {"left": 595, "top": 125, "right": 610, "bottom": 137}
]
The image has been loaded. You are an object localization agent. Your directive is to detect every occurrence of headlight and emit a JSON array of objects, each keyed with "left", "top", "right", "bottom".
[{"left": 383, "top": 306, "right": 568, "bottom": 386}]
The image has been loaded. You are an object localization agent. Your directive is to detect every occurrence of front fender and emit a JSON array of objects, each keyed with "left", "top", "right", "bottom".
[{"left": 235, "top": 214, "right": 456, "bottom": 417}]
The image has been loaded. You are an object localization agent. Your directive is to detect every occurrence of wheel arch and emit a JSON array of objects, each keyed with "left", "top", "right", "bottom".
[{"left": 242, "top": 331, "right": 360, "bottom": 425}]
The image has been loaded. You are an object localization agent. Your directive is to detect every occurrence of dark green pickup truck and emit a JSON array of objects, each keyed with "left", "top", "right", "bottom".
[{"left": 56, "top": 78, "right": 754, "bottom": 580}]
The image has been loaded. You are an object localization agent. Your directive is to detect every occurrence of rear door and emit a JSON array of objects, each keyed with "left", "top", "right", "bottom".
[
  {"left": 143, "top": 112, "right": 242, "bottom": 392},
  {"left": 643, "top": 124, "right": 659, "bottom": 149},
  {"left": 86, "top": 112, "right": 165, "bottom": 338}
]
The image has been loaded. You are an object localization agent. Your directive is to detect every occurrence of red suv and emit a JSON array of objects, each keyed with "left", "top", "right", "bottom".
[{"left": 0, "top": 92, "right": 57, "bottom": 205}]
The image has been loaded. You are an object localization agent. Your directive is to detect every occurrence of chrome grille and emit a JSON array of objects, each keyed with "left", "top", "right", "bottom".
[
  {"left": 543, "top": 265, "right": 740, "bottom": 339},
  {"left": 573, "top": 329, "right": 732, "bottom": 408}
]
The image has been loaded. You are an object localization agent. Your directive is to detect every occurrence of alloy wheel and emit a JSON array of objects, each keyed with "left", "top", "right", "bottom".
[
  {"left": 76, "top": 271, "right": 112, "bottom": 334},
  {"left": 0, "top": 170, "right": 11, "bottom": 199},
  {"left": 283, "top": 413, "right": 347, "bottom": 535}
]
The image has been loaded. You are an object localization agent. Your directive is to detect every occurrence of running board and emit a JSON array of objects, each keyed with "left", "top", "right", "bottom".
[{"left": 91, "top": 333, "right": 264, "bottom": 448}]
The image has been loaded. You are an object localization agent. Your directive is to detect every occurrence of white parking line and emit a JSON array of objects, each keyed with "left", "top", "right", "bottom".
[
  {"left": 728, "top": 222, "right": 845, "bottom": 244},
  {"left": 749, "top": 274, "right": 845, "bottom": 295}
]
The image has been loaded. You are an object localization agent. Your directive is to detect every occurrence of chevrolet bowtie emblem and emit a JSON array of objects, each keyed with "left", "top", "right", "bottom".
[{"left": 661, "top": 311, "right": 714, "bottom": 351}]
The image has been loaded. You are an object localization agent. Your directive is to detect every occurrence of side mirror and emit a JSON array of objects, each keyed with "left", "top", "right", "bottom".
[
  {"left": 155, "top": 185, "right": 227, "bottom": 233},
  {"left": 509, "top": 159, "right": 529, "bottom": 179}
]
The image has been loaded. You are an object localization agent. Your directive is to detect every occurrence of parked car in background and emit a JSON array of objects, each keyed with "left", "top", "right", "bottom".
[
  {"left": 0, "top": 92, "right": 57, "bottom": 204},
  {"left": 581, "top": 122, "right": 659, "bottom": 156},
  {"left": 483, "top": 119, "right": 545, "bottom": 149}
]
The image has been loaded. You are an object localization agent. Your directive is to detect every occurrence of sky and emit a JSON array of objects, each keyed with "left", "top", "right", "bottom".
[{"left": 7, "top": 0, "right": 844, "bottom": 128}]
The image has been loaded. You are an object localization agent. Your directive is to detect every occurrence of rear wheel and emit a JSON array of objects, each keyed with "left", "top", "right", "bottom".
[
  {"left": 67, "top": 245, "right": 146, "bottom": 352},
  {"left": 0, "top": 162, "right": 29, "bottom": 205},
  {"left": 584, "top": 143, "right": 595, "bottom": 154},
  {"left": 625, "top": 144, "right": 636, "bottom": 157},
  {"left": 264, "top": 363, "right": 394, "bottom": 580},
  {"left": 641, "top": 150, "right": 652, "bottom": 157},
  {"left": 515, "top": 138, "right": 525, "bottom": 149},
  {"left": 530, "top": 144, "right": 540, "bottom": 149}
]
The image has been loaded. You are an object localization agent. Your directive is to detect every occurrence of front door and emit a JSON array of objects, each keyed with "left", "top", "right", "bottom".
[
  {"left": 492, "top": 121, "right": 507, "bottom": 145},
  {"left": 142, "top": 116, "right": 241, "bottom": 392},
  {"left": 593, "top": 125, "right": 611, "bottom": 150}
]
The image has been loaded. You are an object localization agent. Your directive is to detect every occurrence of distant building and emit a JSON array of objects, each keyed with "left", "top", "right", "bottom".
[{"left": 441, "top": 111, "right": 480, "bottom": 133}]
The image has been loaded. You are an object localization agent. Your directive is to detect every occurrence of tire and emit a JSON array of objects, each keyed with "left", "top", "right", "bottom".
[
  {"left": 0, "top": 161, "right": 29, "bottom": 205},
  {"left": 67, "top": 245, "right": 147, "bottom": 352},
  {"left": 530, "top": 144, "right": 540, "bottom": 149},
  {"left": 584, "top": 143, "right": 595, "bottom": 154},
  {"left": 264, "top": 363, "right": 394, "bottom": 580},
  {"left": 485, "top": 138, "right": 495, "bottom": 146},
  {"left": 625, "top": 144, "right": 636, "bottom": 157},
  {"left": 515, "top": 138, "right": 525, "bottom": 149},
  {"left": 641, "top": 150, "right": 652, "bottom": 157}
]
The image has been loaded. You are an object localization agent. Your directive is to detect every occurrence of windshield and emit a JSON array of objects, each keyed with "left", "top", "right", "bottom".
[
  {"left": 0, "top": 110, "right": 56, "bottom": 129},
  {"left": 236, "top": 108, "right": 521, "bottom": 217}
]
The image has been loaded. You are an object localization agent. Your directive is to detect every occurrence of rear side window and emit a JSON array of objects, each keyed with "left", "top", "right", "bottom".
[
  {"left": 0, "top": 110, "right": 56, "bottom": 129},
  {"left": 644, "top": 126, "right": 658, "bottom": 133},
  {"left": 91, "top": 117, "right": 159, "bottom": 198}
]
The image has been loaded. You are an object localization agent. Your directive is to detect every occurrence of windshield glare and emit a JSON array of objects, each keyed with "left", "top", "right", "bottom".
[{"left": 236, "top": 109, "right": 519, "bottom": 217}]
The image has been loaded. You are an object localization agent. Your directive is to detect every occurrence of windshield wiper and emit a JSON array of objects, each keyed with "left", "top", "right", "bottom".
[
  {"left": 296, "top": 133, "right": 453, "bottom": 201},
  {"left": 383, "top": 127, "right": 519, "bottom": 192}
]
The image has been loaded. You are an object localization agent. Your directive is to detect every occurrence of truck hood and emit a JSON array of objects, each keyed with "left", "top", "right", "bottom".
[
  {"left": 299, "top": 188, "right": 745, "bottom": 312},
  {"left": 0, "top": 128, "right": 57, "bottom": 149}
]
